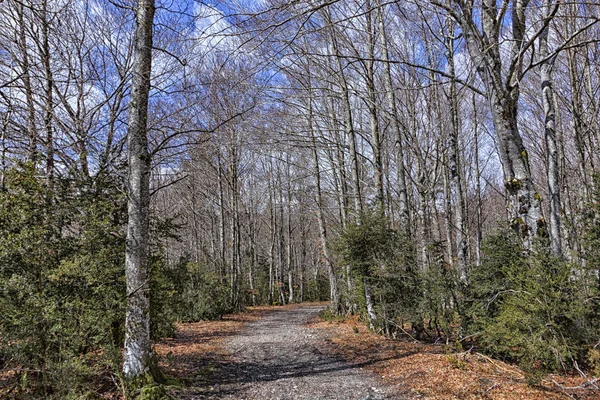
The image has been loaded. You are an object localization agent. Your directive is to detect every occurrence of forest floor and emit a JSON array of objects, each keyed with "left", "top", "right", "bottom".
[{"left": 156, "top": 303, "right": 599, "bottom": 400}]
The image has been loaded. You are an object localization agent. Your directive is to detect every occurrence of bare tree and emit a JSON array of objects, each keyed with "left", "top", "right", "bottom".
[
  {"left": 123, "top": 0, "right": 155, "bottom": 380},
  {"left": 431, "top": 0, "right": 544, "bottom": 249}
]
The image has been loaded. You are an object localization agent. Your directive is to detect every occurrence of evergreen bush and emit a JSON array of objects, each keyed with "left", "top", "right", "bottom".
[
  {"left": 0, "top": 164, "right": 176, "bottom": 398},
  {"left": 467, "top": 231, "right": 599, "bottom": 378},
  {"left": 167, "top": 260, "right": 232, "bottom": 322},
  {"left": 334, "top": 212, "right": 421, "bottom": 335}
]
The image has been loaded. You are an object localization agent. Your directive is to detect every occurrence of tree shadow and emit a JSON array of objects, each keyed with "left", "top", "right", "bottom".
[{"left": 178, "top": 347, "right": 417, "bottom": 398}]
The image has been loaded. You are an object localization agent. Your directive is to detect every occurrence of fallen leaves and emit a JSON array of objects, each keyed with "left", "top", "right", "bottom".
[
  {"left": 309, "top": 315, "right": 599, "bottom": 400},
  {"left": 154, "top": 306, "right": 272, "bottom": 379}
]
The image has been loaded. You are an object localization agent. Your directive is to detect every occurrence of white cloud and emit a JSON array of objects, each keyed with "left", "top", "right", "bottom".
[{"left": 193, "top": 4, "right": 239, "bottom": 55}]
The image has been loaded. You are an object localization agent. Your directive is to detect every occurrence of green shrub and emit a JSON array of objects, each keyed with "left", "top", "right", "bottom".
[
  {"left": 467, "top": 231, "right": 599, "bottom": 377},
  {"left": 416, "top": 240, "right": 461, "bottom": 340},
  {"left": 319, "top": 308, "right": 345, "bottom": 323},
  {"left": 167, "top": 261, "right": 232, "bottom": 322},
  {"left": 305, "top": 273, "right": 331, "bottom": 302},
  {"left": 0, "top": 164, "right": 177, "bottom": 398},
  {"left": 334, "top": 212, "right": 421, "bottom": 335}
]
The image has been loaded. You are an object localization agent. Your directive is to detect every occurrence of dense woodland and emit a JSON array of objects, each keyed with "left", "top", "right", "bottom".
[{"left": 1, "top": 0, "right": 600, "bottom": 398}]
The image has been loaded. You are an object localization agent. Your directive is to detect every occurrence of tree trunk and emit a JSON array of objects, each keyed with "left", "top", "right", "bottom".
[
  {"left": 286, "top": 153, "right": 294, "bottom": 303},
  {"left": 365, "top": 0, "right": 384, "bottom": 213},
  {"left": 1, "top": 111, "right": 8, "bottom": 190},
  {"left": 443, "top": 156, "right": 454, "bottom": 264},
  {"left": 277, "top": 165, "right": 286, "bottom": 304},
  {"left": 364, "top": 276, "right": 377, "bottom": 330},
  {"left": 218, "top": 153, "right": 227, "bottom": 282},
  {"left": 229, "top": 139, "right": 241, "bottom": 309},
  {"left": 377, "top": 1, "right": 410, "bottom": 235},
  {"left": 445, "top": 16, "right": 467, "bottom": 279},
  {"left": 567, "top": 48, "right": 589, "bottom": 204},
  {"left": 454, "top": 0, "right": 542, "bottom": 250},
  {"left": 123, "top": 0, "right": 155, "bottom": 379},
  {"left": 267, "top": 163, "right": 276, "bottom": 304},
  {"left": 539, "top": 0, "right": 562, "bottom": 257},
  {"left": 40, "top": 0, "right": 54, "bottom": 184},
  {"left": 248, "top": 207, "right": 257, "bottom": 306},
  {"left": 308, "top": 86, "right": 340, "bottom": 311},
  {"left": 472, "top": 94, "right": 483, "bottom": 267},
  {"left": 16, "top": 2, "right": 37, "bottom": 163},
  {"left": 325, "top": 10, "right": 363, "bottom": 219}
]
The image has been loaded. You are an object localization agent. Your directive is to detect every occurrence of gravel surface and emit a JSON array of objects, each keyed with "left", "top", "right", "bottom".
[{"left": 180, "top": 304, "right": 406, "bottom": 399}]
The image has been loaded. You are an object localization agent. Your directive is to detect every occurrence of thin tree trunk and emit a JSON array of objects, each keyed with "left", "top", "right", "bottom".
[
  {"left": 583, "top": 56, "right": 600, "bottom": 170},
  {"left": 267, "top": 163, "right": 276, "bottom": 304},
  {"left": 299, "top": 202, "right": 306, "bottom": 303},
  {"left": 443, "top": 156, "right": 454, "bottom": 264},
  {"left": 1, "top": 111, "right": 8, "bottom": 190},
  {"left": 16, "top": 2, "right": 37, "bottom": 162},
  {"left": 325, "top": 10, "right": 363, "bottom": 218},
  {"left": 309, "top": 87, "right": 340, "bottom": 311},
  {"left": 248, "top": 207, "right": 257, "bottom": 306},
  {"left": 361, "top": 0, "right": 380, "bottom": 328},
  {"left": 277, "top": 165, "right": 286, "bottom": 304},
  {"left": 332, "top": 113, "right": 349, "bottom": 229},
  {"left": 473, "top": 94, "right": 482, "bottom": 267},
  {"left": 446, "top": 16, "right": 467, "bottom": 279},
  {"left": 539, "top": 0, "right": 562, "bottom": 257},
  {"left": 286, "top": 153, "right": 294, "bottom": 303},
  {"left": 365, "top": 0, "right": 384, "bottom": 213},
  {"left": 377, "top": 1, "right": 410, "bottom": 235},
  {"left": 217, "top": 153, "right": 226, "bottom": 282},
  {"left": 40, "top": 0, "right": 54, "bottom": 184},
  {"left": 229, "top": 139, "right": 241, "bottom": 308}
]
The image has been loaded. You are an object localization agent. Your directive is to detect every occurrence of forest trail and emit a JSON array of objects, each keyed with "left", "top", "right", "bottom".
[{"left": 174, "top": 304, "right": 406, "bottom": 399}]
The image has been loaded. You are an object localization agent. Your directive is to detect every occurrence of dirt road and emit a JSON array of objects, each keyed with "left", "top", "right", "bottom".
[{"left": 177, "top": 304, "right": 404, "bottom": 399}]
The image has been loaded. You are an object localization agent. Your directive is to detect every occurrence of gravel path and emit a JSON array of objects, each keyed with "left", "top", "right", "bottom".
[{"left": 181, "top": 304, "right": 405, "bottom": 399}]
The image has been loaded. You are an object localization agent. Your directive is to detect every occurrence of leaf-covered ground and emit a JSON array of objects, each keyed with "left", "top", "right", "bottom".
[
  {"left": 154, "top": 306, "right": 272, "bottom": 383},
  {"left": 309, "top": 312, "right": 599, "bottom": 400}
]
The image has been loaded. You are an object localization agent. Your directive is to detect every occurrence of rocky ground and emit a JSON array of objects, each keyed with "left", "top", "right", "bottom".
[{"left": 167, "top": 304, "right": 404, "bottom": 399}]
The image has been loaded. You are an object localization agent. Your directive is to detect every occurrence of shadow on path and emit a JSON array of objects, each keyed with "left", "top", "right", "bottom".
[{"left": 175, "top": 305, "right": 411, "bottom": 400}]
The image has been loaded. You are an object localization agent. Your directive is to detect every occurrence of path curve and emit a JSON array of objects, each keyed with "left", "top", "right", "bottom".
[{"left": 187, "top": 304, "right": 405, "bottom": 399}]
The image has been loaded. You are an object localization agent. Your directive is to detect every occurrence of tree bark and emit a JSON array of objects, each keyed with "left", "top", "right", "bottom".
[
  {"left": 267, "top": 161, "right": 276, "bottom": 304},
  {"left": 325, "top": 9, "right": 363, "bottom": 219},
  {"left": 365, "top": 0, "right": 384, "bottom": 213},
  {"left": 229, "top": 137, "right": 241, "bottom": 308},
  {"left": 472, "top": 93, "right": 483, "bottom": 267},
  {"left": 445, "top": 16, "right": 467, "bottom": 279},
  {"left": 123, "top": 0, "right": 155, "bottom": 379},
  {"left": 448, "top": 0, "right": 542, "bottom": 250},
  {"left": 16, "top": 2, "right": 37, "bottom": 163},
  {"left": 218, "top": 152, "right": 227, "bottom": 281},
  {"left": 1, "top": 110, "right": 8, "bottom": 190},
  {"left": 377, "top": 1, "right": 410, "bottom": 235},
  {"left": 40, "top": 0, "right": 54, "bottom": 184},
  {"left": 566, "top": 46, "right": 589, "bottom": 203},
  {"left": 308, "top": 86, "right": 340, "bottom": 311},
  {"left": 286, "top": 152, "right": 294, "bottom": 303},
  {"left": 539, "top": 0, "right": 562, "bottom": 257}
]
